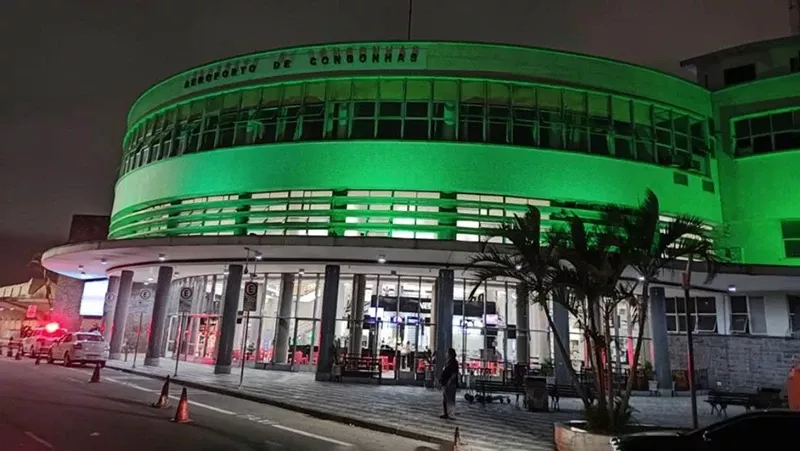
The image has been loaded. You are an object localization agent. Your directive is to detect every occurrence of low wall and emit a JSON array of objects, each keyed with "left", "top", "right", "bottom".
[{"left": 668, "top": 334, "right": 800, "bottom": 391}]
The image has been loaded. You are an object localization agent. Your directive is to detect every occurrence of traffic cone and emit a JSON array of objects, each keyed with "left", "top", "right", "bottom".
[
  {"left": 152, "top": 376, "right": 171, "bottom": 408},
  {"left": 171, "top": 387, "right": 191, "bottom": 423},
  {"left": 89, "top": 363, "right": 101, "bottom": 383}
]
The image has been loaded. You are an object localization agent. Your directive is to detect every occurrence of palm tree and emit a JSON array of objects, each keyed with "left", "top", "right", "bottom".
[
  {"left": 467, "top": 207, "right": 593, "bottom": 406},
  {"left": 468, "top": 189, "right": 719, "bottom": 433},
  {"left": 601, "top": 189, "right": 720, "bottom": 420}
]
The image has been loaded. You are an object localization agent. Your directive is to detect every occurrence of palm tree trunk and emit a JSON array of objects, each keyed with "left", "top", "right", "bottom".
[
  {"left": 542, "top": 305, "right": 592, "bottom": 408},
  {"left": 604, "top": 309, "right": 615, "bottom": 430},
  {"left": 620, "top": 284, "right": 649, "bottom": 415},
  {"left": 586, "top": 296, "right": 607, "bottom": 412}
]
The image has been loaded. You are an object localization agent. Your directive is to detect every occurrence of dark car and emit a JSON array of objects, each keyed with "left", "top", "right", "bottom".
[{"left": 610, "top": 409, "right": 800, "bottom": 450}]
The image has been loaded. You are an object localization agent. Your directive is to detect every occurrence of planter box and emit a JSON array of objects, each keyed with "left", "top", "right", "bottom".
[
  {"left": 554, "top": 422, "right": 613, "bottom": 451},
  {"left": 555, "top": 422, "right": 679, "bottom": 451}
]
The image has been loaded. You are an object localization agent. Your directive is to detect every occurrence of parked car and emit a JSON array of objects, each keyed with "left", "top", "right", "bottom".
[
  {"left": 47, "top": 331, "right": 108, "bottom": 367},
  {"left": 611, "top": 409, "right": 800, "bottom": 450},
  {"left": 20, "top": 324, "right": 67, "bottom": 357}
]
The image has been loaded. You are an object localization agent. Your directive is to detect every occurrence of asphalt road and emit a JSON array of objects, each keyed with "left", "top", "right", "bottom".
[{"left": 0, "top": 356, "right": 438, "bottom": 451}]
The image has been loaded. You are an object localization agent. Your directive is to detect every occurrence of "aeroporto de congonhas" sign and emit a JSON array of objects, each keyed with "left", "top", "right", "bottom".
[{"left": 182, "top": 45, "right": 426, "bottom": 90}]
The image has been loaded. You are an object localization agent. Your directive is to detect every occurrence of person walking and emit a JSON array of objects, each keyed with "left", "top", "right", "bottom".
[{"left": 439, "top": 348, "right": 459, "bottom": 419}]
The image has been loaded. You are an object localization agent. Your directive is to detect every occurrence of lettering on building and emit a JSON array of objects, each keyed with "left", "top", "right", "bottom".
[
  {"left": 183, "top": 61, "right": 258, "bottom": 89},
  {"left": 272, "top": 46, "right": 420, "bottom": 71}
]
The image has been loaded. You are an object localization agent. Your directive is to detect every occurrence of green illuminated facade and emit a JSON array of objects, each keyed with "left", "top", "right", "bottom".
[{"left": 113, "top": 41, "right": 724, "bottom": 250}]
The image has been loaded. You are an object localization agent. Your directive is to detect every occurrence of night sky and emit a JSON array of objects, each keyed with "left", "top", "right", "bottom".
[{"left": 0, "top": 0, "right": 788, "bottom": 284}]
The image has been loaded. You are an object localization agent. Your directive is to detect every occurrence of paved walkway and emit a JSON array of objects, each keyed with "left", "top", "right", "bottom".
[{"left": 107, "top": 356, "right": 731, "bottom": 451}]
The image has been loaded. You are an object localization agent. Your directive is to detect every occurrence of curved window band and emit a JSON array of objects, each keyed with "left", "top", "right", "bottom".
[{"left": 121, "top": 78, "right": 714, "bottom": 177}]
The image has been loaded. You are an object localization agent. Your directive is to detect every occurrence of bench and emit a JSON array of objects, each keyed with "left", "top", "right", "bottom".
[
  {"left": 705, "top": 390, "right": 758, "bottom": 417},
  {"left": 337, "top": 356, "right": 382, "bottom": 382},
  {"left": 547, "top": 384, "right": 595, "bottom": 410},
  {"left": 473, "top": 379, "right": 524, "bottom": 404}
]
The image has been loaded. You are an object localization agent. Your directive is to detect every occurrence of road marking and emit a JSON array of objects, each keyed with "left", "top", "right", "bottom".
[
  {"left": 271, "top": 424, "right": 353, "bottom": 447},
  {"left": 102, "top": 376, "right": 237, "bottom": 415},
  {"left": 24, "top": 431, "right": 53, "bottom": 449}
]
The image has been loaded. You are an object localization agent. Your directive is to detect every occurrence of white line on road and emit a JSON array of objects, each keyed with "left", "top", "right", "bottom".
[
  {"left": 103, "top": 376, "right": 237, "bottom": 415},
  {"left": 271, "top": 424, "right": 353, "bottom": 448},
  {"left": 24, "top": 431, "right": 54, "bottom": 449}
]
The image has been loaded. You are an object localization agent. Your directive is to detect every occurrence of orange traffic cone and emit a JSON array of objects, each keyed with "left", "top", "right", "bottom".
[
  {"left": 152, "top": 376, "right": 171, "bottom": 408},
  {"left": 89, "top": 363, "right": 101, "bottom": 383},
  {"left": 171, "top": 387, "right": 191, "bottom": 423}
]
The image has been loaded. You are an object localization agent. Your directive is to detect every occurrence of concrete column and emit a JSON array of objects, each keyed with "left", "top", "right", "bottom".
[
  {"left": 434, "top": 269, "right": 454, "bottom": 378},
  {"left": 315, "top": 265, "right": 340, "bottom": 381},
  {"left": 649, "top": 286, "right": 672, "bottom": 390},
  {"left": 552, "top": 290, "right": 571, "bottom": 385},
  {"left": 214, "top": 265, "right": 243, "bottom": 374},
  {"left": 273, "top": 273, "right": 295, "bottom": 364},
  {"left": 347, "top": 274, "right": 366, "bottom": 355},
  {"left": 144, "top": 266, "right": 173, "bottom": 366},
  {"left": 531, "top": 304, "right": 551, "bottom": 361},
  {"left": 101, "top": 275, "right": 120, "bottom": 342},
  {"left": 515, "top": 285, "right": 530, "bottom": 366},
  {"left": 108, "top": 270, "right": 134, "bottom": 359}
]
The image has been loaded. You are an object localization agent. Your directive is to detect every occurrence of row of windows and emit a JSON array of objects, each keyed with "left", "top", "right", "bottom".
[
  {"left": 109, "top": 189, "right": 593, "bottom": 240},
  {"left": 733, "top": 109, "right": 800, "bottom": 156},
  {"left": 665, "top": 295, "right": 800, "bottom": 337},
  {"left": 121, "top": 78, "right": 713, "bottom": 177}
]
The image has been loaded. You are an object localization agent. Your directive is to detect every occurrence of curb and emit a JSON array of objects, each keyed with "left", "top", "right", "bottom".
[{"left": 108, "top": 364, "right": 448, "bottom": 446}]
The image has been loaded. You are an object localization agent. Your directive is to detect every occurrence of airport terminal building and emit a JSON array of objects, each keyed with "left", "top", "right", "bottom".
[{"left": 41, "top": 38, "right": 800, "bottom": 390}]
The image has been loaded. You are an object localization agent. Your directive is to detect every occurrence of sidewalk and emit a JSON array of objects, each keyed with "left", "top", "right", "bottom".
[{"left": 107, "top": 356, "right": 726, "bottom": 450}]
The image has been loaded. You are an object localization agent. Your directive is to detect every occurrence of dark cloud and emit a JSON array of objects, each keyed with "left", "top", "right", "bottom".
[{"left": 0, "top": 0, "right": 788, "bottom": 284}]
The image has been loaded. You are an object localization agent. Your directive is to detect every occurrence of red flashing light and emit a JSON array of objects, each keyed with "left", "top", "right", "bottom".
[{"left": 44, "top": 322, "right": 60, "bottom": 333}]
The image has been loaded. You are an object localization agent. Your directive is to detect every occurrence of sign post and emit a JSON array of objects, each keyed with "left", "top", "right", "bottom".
[
  {"left": 132, "top": 312, "right": 143, "bottom": 369},
  {"left": 240, "top": 282, "right": 259, "bottom": 387},
  {"left": 174, "top": 287, "right": 194, "bottom": 377}
]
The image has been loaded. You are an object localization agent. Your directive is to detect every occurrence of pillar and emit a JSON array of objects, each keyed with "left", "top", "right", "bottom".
[
  {"left": 649, "top": 286, "right": 672, "bottom": 390},
  {"left": 552, "top": 290, "right": 571, "bottom": 385},
  {"left": 273, "top": 273, "right": 295, "bottom": 364},
  {"left": 315, "top": 265, "right": 340, "bottom": 381},
  {"left": 108, "top": 270, "right": 134, "bottom": 359},
  {"left": 144, "top": 266, "right": 173, "bottom": 366},
  {"left": 348, "top": 274, "right": 366, "bottom": 355},
  {"left": 515, "top": 285, "right": 530, "bottom": 367},
  {"left": 101, "top": 275, "right": 120, "bottom": 342},
  {"left": 434, "top": 269, "right": 454, "bottom": 378},
  {"left": 532, "top": 304, "right": 551, "bottom": 362},
  {"left": 214, "top": 264, "right": 243, "bottom": 374}
]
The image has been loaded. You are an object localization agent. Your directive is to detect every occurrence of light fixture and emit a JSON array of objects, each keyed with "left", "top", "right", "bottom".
[
  {"left": 80, "top": 271, "right": 86, "bottom": 277},
  {"left": 223, "top": 268, "right": 229, "bottom": 275},
  {"left": 174, "top": 271, "right": 180, "bottom": 276},
  {"left": 144, "top": 282, "right": 150, "bottom": 286},
  {"left": 255, "top": 252, "right": 263, "bottom": 261},
  {"left": 147, "top": 277, "right": 154, "bottom": 282},
  {"left": 637, "top": 276, "right": 645, "bottom": 281},
  {"left": 299, "top": 268, "right": 305, "bottom": 276},
  {"left": 377, "top": 255, "right": 386, "bottom": 264},
  {"left": 78, "top": 265, "right": 84, "bottom": 271},
  {"left": 158, "top": 253, "right": 166, "bottom": 262},
  {"left": 514, "top": 263, "right": 522, "bottom": 271},
  {"left": 100, "top": 258, "right": 108, "bottom": 265},
  {"left": 727, "top": 285, "right": 737, "bottom": 293}
]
